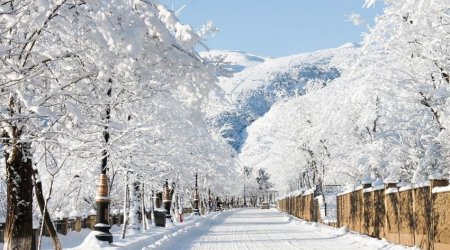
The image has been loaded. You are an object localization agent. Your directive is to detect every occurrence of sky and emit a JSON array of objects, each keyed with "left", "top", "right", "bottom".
[{"left": 159, "top": 0, "right": 385, "bottom": 57}]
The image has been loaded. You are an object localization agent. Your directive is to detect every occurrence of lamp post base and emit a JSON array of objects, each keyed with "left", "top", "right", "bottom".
[
  {"left": 94, "top": 174, "right": 113, "bottom": 244},
  {"left": 193, "top": 208, "right": 200, "bottom": 216},
  {"left": 94, "top": 229, "right": 113, "bottom": 243},
  {"left": 163, "top": 200, "right": 172, "bottom": 219}
]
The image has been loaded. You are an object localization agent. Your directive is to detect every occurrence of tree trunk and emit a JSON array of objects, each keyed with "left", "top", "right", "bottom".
[
  {"left": 33, "top": 170, "right": 62, "bottom": 250},
  {"left": 128, "top": 181, "right": 141, "bottom": 232},
  {"left": 141, "top": 183, "right": 148, "bottom": 231},
  {"left": 121, "top": 173, "right": 128, "bottom": 239},
  {"left": 4, "top": 143, "right": 34, "bottom": 250}
]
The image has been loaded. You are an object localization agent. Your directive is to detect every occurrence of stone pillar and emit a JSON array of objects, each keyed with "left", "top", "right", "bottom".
[
  {"left": 88, "top": 214, "right": 96, "bottom": 230},
  {"left": 74, "top": 217, "right": 82, "bottom": 232},
  {"left": 94, "top": 174, "right": 113, "bottom": 243}
]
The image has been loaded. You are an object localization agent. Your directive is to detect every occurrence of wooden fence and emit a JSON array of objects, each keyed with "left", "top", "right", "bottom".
[
  {"left": 277, "top": 179, "right": 450, "bottom": 250},
  {"left": 277, "top": 192, "right": 321, "bottom": 223}
]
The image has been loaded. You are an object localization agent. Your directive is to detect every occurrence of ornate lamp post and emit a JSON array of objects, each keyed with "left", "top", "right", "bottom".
[
  {"left": 95, "top": 85, "right": 113, "bottom": 243},
  {"left": 193, "top": 173, "right": 200, "bottom": 215}
]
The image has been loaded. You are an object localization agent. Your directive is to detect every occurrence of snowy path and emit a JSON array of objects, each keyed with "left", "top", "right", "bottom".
[{"left": 150, "top": 208, "right": 410, "bottom": 250}]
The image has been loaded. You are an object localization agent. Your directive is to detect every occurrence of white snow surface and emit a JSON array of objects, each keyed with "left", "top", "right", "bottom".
[
  {"left": 432, "top": 184, "right": 450, "bottom": 193},
  {"left": 205, "top": 44, "right": 361, "bottom": 150},
  {"left": 0, "top": 209, "right": 414, "bottom": 249},
  {"left": 211, "top": 45, "right": 360, "bottom": 99},
  {"left": 150, "top": 208, "right": 412, "bottom": 250},
  {"left": 0, "top": 214, "right": 219, "bottom": 249},
  {"left": 200, "top": 50, "right": 266, "bottom": 73},
  {"left": 69, "top": 213, "right": 220, "bottom": 250}
]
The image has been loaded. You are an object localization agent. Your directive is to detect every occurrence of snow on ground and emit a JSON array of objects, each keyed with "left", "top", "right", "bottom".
[
  {"left": 0, "top": 213, "right": 220, "bottom": 250},
  {"left": 150, "top": 208, "right": 415, "bottom": 250},
  {"left": 67, "top": 213, "right": 221, "bottom": 250},
  {"left": 0, "top": 208, "right": 416, "bottom": 249}
]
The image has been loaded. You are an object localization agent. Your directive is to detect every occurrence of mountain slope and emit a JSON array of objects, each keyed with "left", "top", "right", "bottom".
[
  {"left": 205, "top": 44, "right": 361, "bottom": 151},
  {"left": 200, "top": 50, "right": 267, "bottom": 77}
]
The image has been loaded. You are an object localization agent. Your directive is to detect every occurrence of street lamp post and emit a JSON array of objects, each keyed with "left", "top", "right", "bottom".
[
  {"left": 94, "top": 174, "right": 113, "bottom": 243},
  {"left": 193, "top": 173, "right": 200, "bottom": 215},
  {"left": 95, "top": 85, "right": 113, "bottom": 243},
  {"left": 162, "top": 180, "right": 172, "bottom": 220}
]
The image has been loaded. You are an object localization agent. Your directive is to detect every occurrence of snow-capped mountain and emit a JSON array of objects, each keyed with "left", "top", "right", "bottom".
[
  {"left": 205, "top": 43, "right": 361, "bottom": 151},
  {"left": 200, "top": 50, "right": 267, "bottom": 76}
]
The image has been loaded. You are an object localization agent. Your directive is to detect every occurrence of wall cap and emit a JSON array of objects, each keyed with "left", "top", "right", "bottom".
[
  {"left": 385, "top": 187, "right": 399, "bottom": 194},
  {"left": 432, "top": 185, "right": 450, "bottom": 194}
]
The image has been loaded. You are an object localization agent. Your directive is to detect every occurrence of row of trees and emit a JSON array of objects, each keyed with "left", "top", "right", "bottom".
[
  {"left": 241, "top": 166, "right": 273, "bottom": 207},
  {"left": 240, "top": 0, "right": 450, "bottom": 192},
  {"left": 0, "top": 0, "right": 239, "bottom": 249}
]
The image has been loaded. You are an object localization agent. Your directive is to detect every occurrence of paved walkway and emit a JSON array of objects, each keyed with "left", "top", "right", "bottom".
[{"left": 152, "top": 208, "right": 410, "bottom": 250}]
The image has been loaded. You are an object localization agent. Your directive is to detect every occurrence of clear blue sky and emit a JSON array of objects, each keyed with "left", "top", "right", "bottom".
[{"left": 159, "top": 0, "right": 384, "bottom": 57}]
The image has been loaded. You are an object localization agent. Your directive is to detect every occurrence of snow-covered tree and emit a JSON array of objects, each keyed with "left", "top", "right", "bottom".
[
  {"left": 240, "top": 0, "right": 450, "bottom": 193},
  {"left": 0, "top": 0, "right": 239, "bottom": 247}
]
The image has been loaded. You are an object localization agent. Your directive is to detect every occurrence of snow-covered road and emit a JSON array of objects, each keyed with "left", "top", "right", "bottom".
[{"left": 151, "top": 208, "right": 411, "bottom": 250}]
